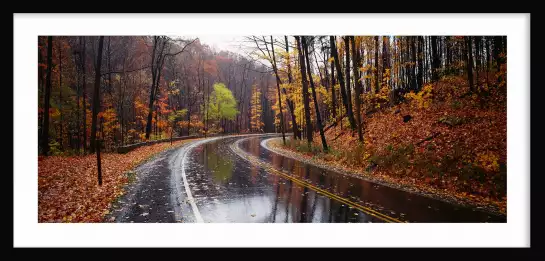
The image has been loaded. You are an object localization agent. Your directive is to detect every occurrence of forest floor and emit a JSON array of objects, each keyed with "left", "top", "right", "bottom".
[
  {"left": 271, "top": 75, "right": 507, "bottom": 216},
  {"left": 38, "top": 138, "right": 201, "bottom": 222}
]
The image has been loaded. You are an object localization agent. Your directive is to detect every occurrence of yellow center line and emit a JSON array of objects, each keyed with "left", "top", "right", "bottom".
[{"left": 233, "top": 142, "right": 404, "bottom": 223}]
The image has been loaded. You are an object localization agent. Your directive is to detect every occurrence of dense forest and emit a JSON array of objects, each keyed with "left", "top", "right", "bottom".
[
  {"left": 38, "top": 36, "right": 279, "bottom": 155},
  {"left": 38, "top": 35, "right": 508, "bottom": 222},
  {"left": 38, "top": 35, "right": 506, "bottom": 155}
]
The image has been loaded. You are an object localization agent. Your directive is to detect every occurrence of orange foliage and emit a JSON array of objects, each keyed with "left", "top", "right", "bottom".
[
  {"left": 284, "top": 75, "right": 507, "bottom": 214},
  {"left": 38, "top": 138, "right": 200, "bottom": 222}
]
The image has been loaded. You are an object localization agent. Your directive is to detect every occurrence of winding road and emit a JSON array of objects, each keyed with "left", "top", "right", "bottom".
[{"left": 109, "top": 134, "right": 506, "bottom": 223}]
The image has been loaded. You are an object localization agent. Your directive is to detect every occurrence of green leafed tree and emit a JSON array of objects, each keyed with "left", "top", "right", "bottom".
[
  {"left": 203, "top": 82, "right": 239, "bottom": 133},
  {"left": 168, "top": 109, "right": 188, "bottom": 143}
]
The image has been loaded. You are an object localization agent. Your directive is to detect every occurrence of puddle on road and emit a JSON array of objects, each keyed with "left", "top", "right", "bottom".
[{"left": 185, "top": 136, "right": 505, "bottom": 223}]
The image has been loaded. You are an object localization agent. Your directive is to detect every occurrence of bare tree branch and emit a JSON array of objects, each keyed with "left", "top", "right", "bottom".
[{"left": 166, "top": 38, "right": 198, "bottom": 57}]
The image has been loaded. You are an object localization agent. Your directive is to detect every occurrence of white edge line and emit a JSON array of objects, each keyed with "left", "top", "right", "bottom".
[
  {"left": 178, "top": 134, "right": 280, "bottom": 223},
  {"left": 181, "top": 141, "right": 206, "bottom": 223}
]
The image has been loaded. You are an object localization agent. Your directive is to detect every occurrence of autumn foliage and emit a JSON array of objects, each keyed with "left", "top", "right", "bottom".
[
  {"left": 38, "top": 139, "right": 199, "bottom": 222},
  {"left": 278, "top": 74, "right": 507, "bottom": 214}
]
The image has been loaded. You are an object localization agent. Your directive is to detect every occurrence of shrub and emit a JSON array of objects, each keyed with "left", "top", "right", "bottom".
[
  {"left": 404, "top": 84, "right": 433, "bottom": 109},
  {"left": 48, "top": 140, "right": 63, "bottom": 156},
  {"left": 368, "top": 143, "right": 414, "bottom": 172},
  {"left": 345, "top": 143, "right": 366, "bottom": 167}
]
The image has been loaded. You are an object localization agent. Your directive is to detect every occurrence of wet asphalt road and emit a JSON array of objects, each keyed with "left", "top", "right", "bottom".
[{"left": 110, "top": 134, "right": 506, "bottom": 223}]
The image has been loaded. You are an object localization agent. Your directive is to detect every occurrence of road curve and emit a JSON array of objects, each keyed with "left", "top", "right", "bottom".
[{"left": 109, "top": 134, "right": 506, "bottom": 223}]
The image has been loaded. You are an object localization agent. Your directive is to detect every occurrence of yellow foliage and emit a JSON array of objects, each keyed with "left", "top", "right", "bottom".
[
  {"left": 250, "top": 84, "right": 264, "bottom": 132},
  {"left": 363, "top": 86, "right": 390, "bottom": 110},
  {"left": 50, "top": 108, "right": 60, "bottom": 118},
  {"left": 475, "top": 151, "right": 500, "bottom": 173},
  {"left": 405, "top": 84, "right": 433, "bottom": 109}
]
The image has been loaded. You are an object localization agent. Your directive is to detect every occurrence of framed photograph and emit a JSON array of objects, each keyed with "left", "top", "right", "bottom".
[{"left": 14, "top": 13, "right": 530, "bottom": 247}]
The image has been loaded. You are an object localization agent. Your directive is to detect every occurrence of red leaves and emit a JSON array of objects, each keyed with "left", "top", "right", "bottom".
[
  {"left": 38, "top": 139, "right": 199, "bottom": 222},
  {"left": 281, "top": 75, "right": 506, "bottom": 214}
]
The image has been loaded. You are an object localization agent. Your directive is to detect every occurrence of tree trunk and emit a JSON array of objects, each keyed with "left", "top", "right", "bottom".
[
  {"left": 475, "top": 36, "right": 481, "bottom": 85},
  {"left": 96, "top": 139, "right": 102, "bottom": 186},
  {"left": 417, "top": 36, "right": 424, "bottom": 91},
  {"left": 90, "top": 36, "right": 104, "bottom": 153},
  {"left": 330, "top": 48, "right": 337, "bottom": 121},
  {"left": 410, "top": 36, "right": 417, "bottom": 91},
  {"left": 343, "top": 37, "right": 354, "bottom": 120},
  {"left": 58, "top": 38, "right": 63, "bottom": 150},
  {"left": 295, "top": 36, "right": 313, "bottom": 147},
  {"left": 75, "top": 37, "right": 81, "bottom": 153},
  {"left": 485, "top": 36, "right": 490, "bottom": 85},
  {"left": 329, "top": 36, "right": 356, "bottom": 130},
  {"left": 42, "top": 36, "right": 53, "bottom": 155},
  {"left": 269, "top": 36, "right": 286, "bottom": 144},
  {"left": 187, "top": 107, "right": 191, "bottom": 136},
  {"left": 38, "top": 37, "right": 44, "bottom": 147},
  {"left": 145, "top": 37, "right": 167, "bottom": 140},
  {"left": 82, "top": 37, "right": 87, "bottom": 154},
  {"left": 431, "top": 36, "right": 440, "bottom": 81},
  {"left": 206, "top": 78, "right": 210, "bottom": 137},
  {"left": 382, "top": 36, "right": 390, "bottom": 89},
  {"left": 284, "top": 36, "right": 300, "bottom": 140},
  {"left": 302, "top": 37, "right": 328, "bottom": 151},
  {"left": 374, "top": 36, "right": 379, "bottom": 93},
  {"left": 350, "top": 36, "right": 364, "bottom": 143},
  {"left": 445, "top": 36, "right": 451, "bottom": 70},
  {"left": 493, "top": 36, "right": 502, "bottom": 72},
  {"left": 465, "top": 36, "right": 475, "bottom": 92},
  {"left": 405, "top": 37, "right": 411, "bottom": 90}
]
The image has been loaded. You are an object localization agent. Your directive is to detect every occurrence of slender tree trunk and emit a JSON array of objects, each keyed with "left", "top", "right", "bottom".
[
  {"left": 405, "top": 37, "right": 411, "bottom": 90},
  {"left": 206, "top": 78, "right": 210, "bottom": 137},
  {"left": 382, "top": 36, "right": 390, "bottom": 89},
  {"left": 187, "top": 107, "right": 191, "bottom": 136},
  {"left": 475, "top": 36, "right": 481, "bottom": 85},
  {"left": 42, "top": 36, "right": 53, "bottom": 155},
  {"left": 330, "top": 50, "right": 336, "bottom": 120},
  {"left": 269, "top": 36, "right": 286, "bottom": 144},
  {"left": 75, "top": 37, "right": 82, "bottom": 153},
  {"left": 155, "top": 103, "right": 159, "bottom": 138},
  {"left": 419, "top": 36, "right": 423, "bottom": 84},
  {"left": 58, "top": 38, "right": 63, "bottom": 150},
  {"left": 485, "top": 36, "right": 490, "bottom": 86},
  {"left": 82, "top": 37, "right": 87, "bottom": 154},
  {"left": 400, "top": 36, "right": 404, "bottom": 89},
  {"left": 431, "top": 36, "right": 440, "bottom": 81},
  {"left": 493, "top": 36, "right": 502, "bottom": 72},
  {"left": 303, "top": 37, "right": 328, "bottom": 151},
  {"left": 96, "top": 139, "right": 102, "bottom": 186},
  {"left": 410, "top": 36, "right": 417, "bottom": 91},
  {"left": 146, "top": 37, "right": 167, "bottom": 140},
  {"left": 374, "top": 36, "right": 379, "bottom": 93},
  {"left": 417, "top": 36, "right": 424, "bottom": 91},
  {"left": 445, "top": 36, "right": 451, "bottom": 70},
  {"left": 330, "top": 36, "right": 356, "bottom": 130},
  {"left": 90, "top": 36, "right": 104, "bottom": 153},
  {"left": 350, "top": 36, "right": 364, "bottom": 143},
  {"left": 38, "top": 37, "right": 44, "bottom": 148},
  {"left": 465, "top": 36, "right": 475, "bottom": 92},
  {"left": 295, "top": 36, "right": 313, "bottom": 147},
  {"left": 284, "top": 36, "right": 300, "bottom": 140},
  {"left": 343, "top": 37, "right": 354, "bottom": 119}
]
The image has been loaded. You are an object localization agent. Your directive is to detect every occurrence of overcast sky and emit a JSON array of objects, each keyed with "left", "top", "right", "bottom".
[{"left": 192, "top": 35, "right": 249, "bottom": 55}]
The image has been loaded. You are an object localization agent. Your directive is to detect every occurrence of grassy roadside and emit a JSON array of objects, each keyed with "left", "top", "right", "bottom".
[{"left": 38, "top": 138, "right": 201, "bottom": 223}]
